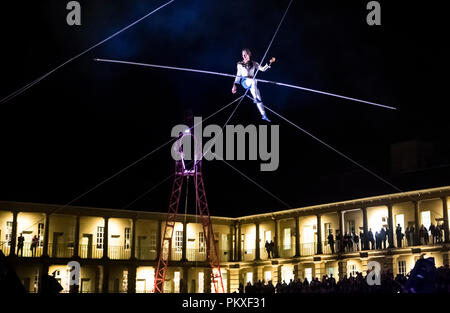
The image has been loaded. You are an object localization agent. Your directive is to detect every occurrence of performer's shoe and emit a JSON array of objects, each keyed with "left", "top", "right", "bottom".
[{"left": 261, "top": 114, "right": 271, "bottom": 122}]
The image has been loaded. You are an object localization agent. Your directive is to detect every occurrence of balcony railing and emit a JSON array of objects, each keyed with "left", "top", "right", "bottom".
[
  {"left": 15, "top": 242, "right": 43, "bottom": 257},
  {"left": 136, "top": 246, "right": 157, "bottom": 260},
  {"left": 300, "top": 242, "right": 316, "bottom": 256},
  {"left": 0, "top": 241, "right": 11, "bottom": 256},
  {"left": 243, "top": 248, "right": 255, "bottom": 261},
  {"left": 186, "top": 248, "right": 207, "bottom": 261},
  {"left": 108, "top": 246, "right": 131, "bottom": 260},
  {"left": 48, "top": 242, "right": 74, "bottom": 258},
  {"left": 280, "top": 244, "right": 294, "bottom": 258},
  {"left": 79, "top": 244, "right": 103, "bottom": 259}
]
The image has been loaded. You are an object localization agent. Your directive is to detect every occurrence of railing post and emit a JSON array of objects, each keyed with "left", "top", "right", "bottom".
[
  {"left": 42, "top": 213, "right": 50, "bottom": 258},
  {"left": 387, "top": 204, "right": 394, "bottom": 248},
  {"left": 74, "top": 215, "right": 80, "bottom": 258},
  {"left": 255, "top": 222, "right": 260, "bottom": 261},
  {"left": 295, "top": 216, "right": 300, "bottom": 257},
  {"left": 181, "top": 221, "right": 188, "bottom": 261},
  {"left": 442, "top": 197, "right": 450, "bottom": 243},
  {"left": 103, "top": 217, "right": 109, "bottom": 260},
  {"left": 9, "top": 211, "right": 18, "bottom": 257},
  {"left": 130, "top": 218, "right": 137, "bottom": 260},
  {"left": 316, "top": 214, "right": 322, "bottom": 255}
]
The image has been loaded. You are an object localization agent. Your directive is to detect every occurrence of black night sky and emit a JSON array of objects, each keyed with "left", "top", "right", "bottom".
[{"left": 1, "top": 1, "right": 449, "bottom": 218}]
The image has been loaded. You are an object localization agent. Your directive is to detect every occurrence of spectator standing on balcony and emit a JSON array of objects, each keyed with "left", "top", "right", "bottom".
[
  {"left": 31, "top": 235, "right": 39, "bottom": 257},
  {"left": 375, "top": 231, "right": 381, "bottom": 249},
  {"left": 353, "top": 232, "right": 359, "bottom": 251},
  {"left": 380, "top": 227, "right": 387, "bottom": 249},
  {"left": 327, "top": 230, "right": 335, "bottom": 254},
  {"left": 269, "top": 240, "right": 275, "bottom": 258},
  {"left": 396, "top": 224, "right": 404, "bottom": 248},
  {"left": 17, "top": 233, "right": 24, "bottom": 257},
  {"left": 430, "top": 223, "right": 436, "bottom": 244},
  {"left": 405, "top": 226, "right": 411, "bottom": 246},
  {"left": 368, "top": 229, "right": 375, "bottom": 250},
  {"left": 336, "top": 230, "right": 342, "bottom": 252},
  {"left": 410, "top": 225, "right": 416, "bottom": 245},
  {"left": 265, "top": 240, "right": 271, "bottom": 259}
]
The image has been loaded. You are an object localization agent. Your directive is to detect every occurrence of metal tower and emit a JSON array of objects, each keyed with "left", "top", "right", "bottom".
[{"left": 153, "top": 127, "right": 224, "bottom": 293}]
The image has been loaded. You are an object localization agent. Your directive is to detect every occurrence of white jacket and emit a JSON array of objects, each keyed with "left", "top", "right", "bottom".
[{"left": 234, "top": 61, "right": 270, "bottom": 84}]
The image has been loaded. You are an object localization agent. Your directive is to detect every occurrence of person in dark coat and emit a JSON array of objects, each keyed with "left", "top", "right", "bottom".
[
  {"left": 375, "top": 231, "right": 380, "bottom": 250},
  {"left": 17, "top": 233, "right": 24, "bottom": 257},
  {"left": 265, "top": 240, "right": 271, "bottom": 259},
  {"left": 327, "top": 231, "right": 335, "bottom": 254},
  {"left": 380, "top": 227, "right": 387, "bottom": 249},
  {"left": 405, "top": 226, "right": 411, "bottom": 247},
  {"left": 353, "top": 232, "right": 359, "bottom": 251},
  {"left": 396, "top": 224, "right": 403, "bottom": 248},
  {"left": 336, "top": 231, "right": 342, "bottom": 253},
  {"left": 367, "top": 229, "right": 375, "bottom": 250},
  {"left": 429, "top": 223, "right": 436, "bottom": 244}
]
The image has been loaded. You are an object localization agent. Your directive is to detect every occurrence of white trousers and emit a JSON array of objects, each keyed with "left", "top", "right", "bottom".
[{"left": 242, "top": 78, "right": 266, "bottom": 116}]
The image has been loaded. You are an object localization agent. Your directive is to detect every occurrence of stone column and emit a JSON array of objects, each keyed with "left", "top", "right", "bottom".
[
  {"left": 442, "top": 197, "right": 449, "bottom": 243},
  {"left": 276, "top": 265, "right": 282, "bottom": 284},
  {"left": 387, "top": 204, "right": 394, "bottom": 248},
  {"left": 414, "top": 201, "right": 420, "bottom": 245},
  {"left": 361, "top": 259, "right": 368, "bottom": 276},
  {"left": 229, "top": 224, "right": 235, "bottom": 261},
  {"left": 237, "top": 223, "right": 242, "bottom": 261},
  {"left": 293, "top": 263, "right": 303, "bottom": 280},
  {"left": 338, "top": 210, "right": 344, "bottom": 253},
  {"left": 314, "top": 261, "right": 326, "bottom": 279},
  {"left": 127, "top": 264, "right": 137, "bottom": 293},
  {"left": 181, "top": 221, "right": 188, "bottom": 261},
  {"left": 204, "top": 267, "right": 212, "bottom": 293},
  {"left": 103, "top": 217, "right": 109, "bottom": 259},
  {"left": 9, "top": 211, "right": 18, "bottom": 257},
  {"left": 316, "top": 214, "right": 322, "bottom": 254},
  {"left": 443, "top": 252, "right": 450, "bottom": 267},
  {"left": 130, "top": 218, "right": 137, "bottom": 260},
  {"left": 255, "top": 222, "right": 260, "bottom": 260},
  {"left": 73, "top": 215, "right": 80, "bottom": 258},
  {"left": 102, "top": 264, "right": 110, "bottom": 293},
  {"left": 362, "top": 207, "right": 368, "bottom": 250},
  {"left": 274, "top": 219, "right": 279, "bottom": 258},
  {"left": 228, "top": 268, "right": 240, "bottom": 293},
  {"left": 338, "top": 261, "right": 347, "bottom": 280},
  {"left": 295, "top": 216, "right": 300, "bottom": 257},
  {"left": 42, "top": 213, "right": 50, "bottom": 258},
  {"left": 156, "top": 220, "right": 162, "bottom": 259}
]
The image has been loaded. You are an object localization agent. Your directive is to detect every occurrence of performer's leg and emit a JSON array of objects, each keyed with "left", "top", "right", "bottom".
[{"left": 248, "top": 80, "right": 270, "bottom": 121}]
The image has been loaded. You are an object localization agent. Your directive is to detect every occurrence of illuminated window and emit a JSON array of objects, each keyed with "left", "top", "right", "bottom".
[
  {"left": 395, "top": 214, "right": 405, "bottom": 231},
  {"left": 150, "top": 230, "right": 157, "bottom": 250},
  {"left": 38, "top": 223, "right": 44, "bottom": 246},
  {"left": 304, "top": 268, "right": 312, "bottom": 282},
  {"left": 327, "top": 267, "right": 335, "bottom": 277},
  {"left": 398, "top": 261, "right": 407, "bottom": 276},
  {"left": 175, "top": 231, "right": 183, "bottom": 252},
  {"left": 96, "top": 226, "right": 104, "bottom": 249},
  {"left": 124, "top": 227, "right": 130, "bottom": 250},
  {"left": 174, "top": 271, "right": 180, "bottom": 293},
  {"left": 265, "top": 231, "right": 272, "bottom": 242},
  {"left": 245, "top": 233, "right": 255, "bottom": 250},
  {"left": 5, "top": 221, "right": 12, "bottom": 243},
  {"left": 198, "top": 272, "right": 204, "bottom": 293},
  {"left": 264, "top": 270, "right": 272, "bottom": 282},
  {"left": 324, "top": 223, "right": 332, "bottom": 237},
  {"left": 246, "top": 272, "right": 253, "bottom": 284},
  {"left": 199, "top": 232, "right": 205, "bottom": 253},
  {"left": 283, "top": 228, "right": 291, "bottom": 249},
  {"left": 421, "top": 211, "right": 431, "bottom": 229},
  {"left": 348, "top": 264, "right": 357, "bottom": 277},
  {"left": 347, "top": 220, "right": 355, "bottom": 233}
]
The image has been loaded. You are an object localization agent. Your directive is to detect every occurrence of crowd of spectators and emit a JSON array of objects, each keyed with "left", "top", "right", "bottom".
[
  {"left": 327, "top": 222, "right": 447, "bottom": 254},
  {"left": 238, "top": 262, "right": 450, "bottom": 294}
]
